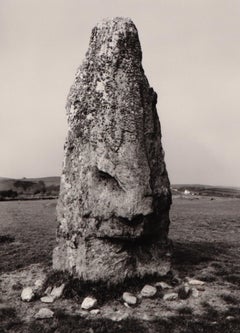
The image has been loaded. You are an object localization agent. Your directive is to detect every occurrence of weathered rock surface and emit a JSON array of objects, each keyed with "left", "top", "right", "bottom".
[{"left": 53, "top": 17, "right": 171, "bottom": 282}]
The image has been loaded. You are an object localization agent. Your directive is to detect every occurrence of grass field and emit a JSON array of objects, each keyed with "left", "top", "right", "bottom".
[{"left": 0, "top": 196, "right": 240, "bottom": 332}]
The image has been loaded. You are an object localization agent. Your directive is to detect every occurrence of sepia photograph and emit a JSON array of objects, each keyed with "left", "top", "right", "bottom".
[{"left": 1, "top": 1, "right": 240, "bottom": 332}]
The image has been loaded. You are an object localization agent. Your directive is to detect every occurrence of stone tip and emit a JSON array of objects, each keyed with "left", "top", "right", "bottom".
[
  {"left": 94, "top": 17, "right": 138, "bottom": 36},
  {"left": 96, "top": 16, "right": 135, "bottom": 26},
  {"left": 88, "top": 16, "right": 141, "bottom": 62}
]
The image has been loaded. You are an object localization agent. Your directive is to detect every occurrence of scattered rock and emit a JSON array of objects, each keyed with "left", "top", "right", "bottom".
[
  {"left": 178, "top": 284, "right": 191, "bottom": 300},
  {"left": 34, "top": 308, "right": 54, "bottom": 319},
  {"left": 21, "top": 287, "right": 35, "bottom": 302},
  {"left": 155, "top": 281, "right": 172, "bottom": 289},
  {"left": 40, "top": 296, "right": 55, "bottom": 303},
  {"left": 192, "top": 288, "right": 199, "bottom": 298},
  {"left": 50, "top": 283, "right": 65, "bottom": 300},
  {"left": 33, "top": 279, "right": 45, "bottom": 295},
  {"left": 187, "top": 278, "right": 205, "bottom": 286},
  {"left": 81, "top": 297, "right": 97, "bottom": 310},
  {"left": 141, "top": 285, "right": 157, "bottom": 297},
  {"left": 163, "top": 292, "right": 178, "bottom": 301},
  {"left": 34, "top": 279, "right": 44, "bottom": 290},
  {"left": 90, "top": 309, "right": 100, "bottom": 315},
  {"left": 124, "top": 302, "right": 131, "bottom": 308},
  {"left": 44, "top": 286, "right": 53, "bottom": 295},
  {"left": 122, "top": 292, "right": 137, "bottom": 305},
  {"left": 226, "top": 316, "right": 235, "bottom": 321}
]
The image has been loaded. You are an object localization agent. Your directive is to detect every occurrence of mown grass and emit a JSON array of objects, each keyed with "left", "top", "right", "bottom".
[
  {"left": 170, "top": 197, "right": 240, "bottom": 287},
  {"left": 0, "top": 200, "right": 57, "bottom": 273}
]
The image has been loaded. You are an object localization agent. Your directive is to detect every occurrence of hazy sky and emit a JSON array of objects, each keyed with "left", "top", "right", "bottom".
[{"left": 1, "top": 0, "right": 240, "bottom": 186}]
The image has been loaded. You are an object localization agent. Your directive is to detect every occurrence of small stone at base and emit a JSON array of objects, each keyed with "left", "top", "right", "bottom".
[
  {"left": 141, "top": 285, "right": 157, "bottom": 297},
  {"left": 81, "top": 297, "right": 97, "bottom": 310},
  {"left": 122, "top": 292, "right": 137, "bottom": 305},
  {"left": 21, "top": 287, "right": 35, "bottom": 302},
  {"left": 163, "top": 292, "right": 178, "bottom": 301},
  {"left": 124, "top": 302, "right": 131, "bottom": 308},
  {"left": 187, "top": 278, "right": 205, "bottom": 286},
  {"left": 50, "top": 283, "right": 65, "bottom": 299},
  {"left": 34, "top": 308, "right": 54, "bottom": 319},
  {"left": 44, "top": 286, "right": 53, "bottom": 295},
  {"left": 40, "top": 296, "right": 55, "bottom": 303},
  {"left": 155, "top": 281, "right": 172, "bottom": 289}
]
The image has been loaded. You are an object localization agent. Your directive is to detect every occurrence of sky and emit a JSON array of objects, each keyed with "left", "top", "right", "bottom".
[{"left": 1, "top": 0, "right": 240, "bottom": 186}]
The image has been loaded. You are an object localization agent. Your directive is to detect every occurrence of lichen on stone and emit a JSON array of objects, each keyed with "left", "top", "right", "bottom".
[{"left": 53, "top": 17, "right": 172, "bottom": 283}]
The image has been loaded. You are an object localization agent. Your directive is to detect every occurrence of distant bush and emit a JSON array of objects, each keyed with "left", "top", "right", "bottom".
[
  {"left": 13, "top": 180, "right": 35, "bottom": 191},
  {"left": 0, "top": 190, "right": 18, "bottom": 200},
  {"left": 13, "top": 180, "right": 47, "bottom": 195},
  {"left": 33, "top": 181, "right": 46, "bottom": 194},
  {"left": 45, "top": 184, "right": 59, "bottom": 196}
]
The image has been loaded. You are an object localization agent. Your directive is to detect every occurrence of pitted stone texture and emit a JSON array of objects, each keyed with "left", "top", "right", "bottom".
[{"left": 53, "top": 17, "right": 171, "bottom": 282}]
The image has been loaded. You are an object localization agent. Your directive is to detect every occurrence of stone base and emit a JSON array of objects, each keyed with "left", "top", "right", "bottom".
[{"left": 52, "top": 237, "right": 172, "bottom": 284}]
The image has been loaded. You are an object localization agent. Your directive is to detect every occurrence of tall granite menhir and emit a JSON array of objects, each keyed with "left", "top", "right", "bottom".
[{"left": 53, "top": 17, "right": 172, "bottom": 283}]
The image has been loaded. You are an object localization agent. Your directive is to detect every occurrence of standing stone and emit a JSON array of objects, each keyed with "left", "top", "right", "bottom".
[{"left": 53, "top": 17, "right": 172, "bottom": 283}]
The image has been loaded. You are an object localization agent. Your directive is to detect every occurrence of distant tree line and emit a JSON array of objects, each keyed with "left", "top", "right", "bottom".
[{"left": 0, "top": 180, "right": 59, "bottom": 200}]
